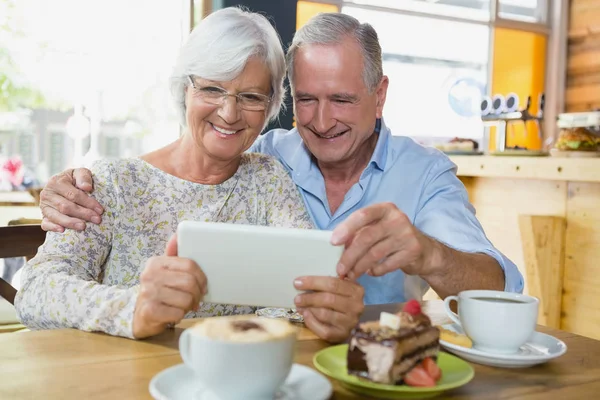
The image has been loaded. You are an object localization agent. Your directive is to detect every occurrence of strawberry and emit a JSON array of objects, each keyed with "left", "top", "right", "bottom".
[
  {"left": 404, "top": 365, "right": 436, "bottom": 387},
  {"left": 402, "top": 299, "right": 422, "bottom": 316},
  {"left": 422, "top": 357, "right": 442, "bottom": 382}
]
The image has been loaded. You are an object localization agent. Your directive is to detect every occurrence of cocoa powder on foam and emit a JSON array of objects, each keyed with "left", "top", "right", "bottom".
[{"left": 190, "top": 315, "right": 297, "bottom": 343}]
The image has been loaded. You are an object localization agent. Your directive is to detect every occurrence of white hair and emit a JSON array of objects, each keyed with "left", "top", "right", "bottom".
[
  {"left": 170, "top": 7, "right": 286, "bottom": 128},
  {"left": 287, "top": 13, "right": 383, "bottom": 93}
]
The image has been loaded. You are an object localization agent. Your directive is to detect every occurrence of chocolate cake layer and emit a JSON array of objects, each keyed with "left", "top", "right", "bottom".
[
  {"left": 348, "top": 342, "right": 440, "bottom": 384},
  {"left": 346, "top": 313, "right": 440, "bottom": 384}
]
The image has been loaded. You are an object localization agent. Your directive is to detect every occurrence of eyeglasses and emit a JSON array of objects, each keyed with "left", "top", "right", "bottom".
[{"left": 187, "top": 75, "right": 271, "bottom": 112}]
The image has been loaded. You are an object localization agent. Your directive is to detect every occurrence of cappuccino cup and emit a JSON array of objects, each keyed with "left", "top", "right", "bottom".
[
  {"left": 179, "top": 315, "right": 298, "bottom": 400},
  {"left": 444, "top": 290, "right": 539, "bottom": 354}
]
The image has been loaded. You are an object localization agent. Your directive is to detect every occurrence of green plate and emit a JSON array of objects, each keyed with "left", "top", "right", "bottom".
[{"left": 313, "top": 345, "right": 474, "bottom": 399}]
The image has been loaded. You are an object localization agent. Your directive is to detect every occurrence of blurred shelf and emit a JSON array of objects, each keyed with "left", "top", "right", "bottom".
[{"left": 0, "top": 191, "right": 36, "bottom": 206}]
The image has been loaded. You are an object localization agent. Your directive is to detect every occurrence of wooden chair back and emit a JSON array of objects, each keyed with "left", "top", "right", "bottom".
[{"left": 0, "top": 224, "right": 46, "bottom": 304}]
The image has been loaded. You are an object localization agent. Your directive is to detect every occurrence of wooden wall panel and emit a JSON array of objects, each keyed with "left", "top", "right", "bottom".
[
  {"left": 518, "top": 215, "right": 566, "bottom": 329},
  {"left": 562, "top": 182, "right": 600, "bottom": 339},
  {"left": 458, "top": 177, "right": 600, "bottom": 340},
  {"left": 567, "top": 0, "right": 600, "bottom": 111},
  {"left": 461, "top": 178, "right": 567, "bottom": 296},
  {"left": 430, "top": 175, "right": 600, "bottom": 340}
]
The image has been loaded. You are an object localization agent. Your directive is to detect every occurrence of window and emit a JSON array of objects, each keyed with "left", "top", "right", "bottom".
[
  {"left": 329, "top": 0, "right": 550, "bottom": 143},
  {"left": 342, "top": 5, "right": 489, "bottom": 139},
  {"left": 344, "top": 0, "right": 548, "bottom": 23},
  {"left": 345, "top": 0, "right": 492, "bottom": 21},
  {"left": 499, "top": 0, "right": 547, "bottom": 24},
  {"left": 0, "top": 0, "right": 190, "bottom": 184}
]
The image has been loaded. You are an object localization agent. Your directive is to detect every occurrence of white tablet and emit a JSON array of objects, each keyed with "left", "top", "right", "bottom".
[{"left": 177, "top": 221, "right": 343, "bottom": 309}]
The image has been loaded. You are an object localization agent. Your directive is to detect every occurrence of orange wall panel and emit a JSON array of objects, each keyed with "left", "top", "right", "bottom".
[
  {"left": 490, "top": 28, "right": 547, "bottom": 151},
  {"left": 297, "top": 1, "right": 338, "bottom": 30}
]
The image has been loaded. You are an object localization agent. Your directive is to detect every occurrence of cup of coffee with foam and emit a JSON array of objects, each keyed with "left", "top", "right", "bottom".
[
  {"left": 443, "top": 290, "right": 539, "bottom": 354},
  {"left": 179, "top": 315, "right": 298, "bottom": 399}
]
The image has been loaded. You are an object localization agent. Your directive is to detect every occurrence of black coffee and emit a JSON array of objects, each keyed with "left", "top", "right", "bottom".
[{"left": 472, "top": 297, "right": 525, "bottom": 304}]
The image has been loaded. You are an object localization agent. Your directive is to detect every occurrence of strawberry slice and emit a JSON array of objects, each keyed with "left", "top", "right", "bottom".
[
  {"left": 422, "top": 357, "right": 442, "bottom": 382},
  {"left": 402, "top": 299, "right": 422, "bottom": 316},
  {"left": 404, "top": 365, "right": 436, "bottom": 387}
]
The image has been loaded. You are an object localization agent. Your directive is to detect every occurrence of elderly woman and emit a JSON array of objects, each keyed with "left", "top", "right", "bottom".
[{"left": 14, "top": 8, "right": 319, "bottom": 339}]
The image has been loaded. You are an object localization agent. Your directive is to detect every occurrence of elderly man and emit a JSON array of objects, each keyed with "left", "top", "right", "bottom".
[{"left": 37, "top": 12, "right": 523, "bottom": 341}]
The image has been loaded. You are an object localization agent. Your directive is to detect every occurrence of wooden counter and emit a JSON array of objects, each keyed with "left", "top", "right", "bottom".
[
  {"left": 450, "top": 155, "right": 600, "bottom": 182},
  {"left": 449, "top": 155, "right": 600, "bottom": 341}
]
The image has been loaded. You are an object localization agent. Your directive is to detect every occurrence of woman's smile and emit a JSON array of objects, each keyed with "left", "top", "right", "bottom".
[{"left": 210, "top": 122, "right": 244, "bottom": 138}]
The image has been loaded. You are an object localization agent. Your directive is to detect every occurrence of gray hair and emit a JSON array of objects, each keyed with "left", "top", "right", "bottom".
[
  {"left": 170, "top": 7, "right": 286, "bottom": 128},
  {"left": 286, "top": 13, "right": 383, "bottom": 93}
]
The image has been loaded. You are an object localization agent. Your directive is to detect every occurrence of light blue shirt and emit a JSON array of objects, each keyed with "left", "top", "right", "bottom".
[{"left": 250, "top": 119, "right": 524, "bottom": 304}]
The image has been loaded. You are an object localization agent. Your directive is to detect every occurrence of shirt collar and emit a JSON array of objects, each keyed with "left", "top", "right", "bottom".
[
  {"left": 370, "top": 118, "right": 389, "bottom": 171},
  {"left": 288, "top": 134, "right": 313, "bottom": 175}
]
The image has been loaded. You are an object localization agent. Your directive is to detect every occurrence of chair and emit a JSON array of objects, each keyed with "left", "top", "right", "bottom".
[{"left": 0, "top": 224, "right": 46, "bottom": 304}]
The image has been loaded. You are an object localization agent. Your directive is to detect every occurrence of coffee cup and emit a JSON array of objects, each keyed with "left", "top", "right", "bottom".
[
  {"left": 443, "top": 290, "right": 539, "bottom": 354},
  {"left": 179, "top": 315, "right": 298, "bottom": 399}
]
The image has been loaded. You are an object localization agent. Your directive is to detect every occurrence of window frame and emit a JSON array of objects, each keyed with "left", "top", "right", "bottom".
[{"left": 300, "top": 0, "right": 567, "bottom": 143}]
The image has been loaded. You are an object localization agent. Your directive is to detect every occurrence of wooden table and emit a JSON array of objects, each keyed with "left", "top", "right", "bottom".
[{"left": 1, "top": 301, "right": 600, "bottom": 399}]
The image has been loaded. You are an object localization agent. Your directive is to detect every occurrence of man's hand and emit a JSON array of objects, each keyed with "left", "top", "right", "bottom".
[
  {"left": 331, "top": 202, "right": 507, "bottom": 298},
  {"left": 332, "top": 202, "right": 434, "bottom": 280},
  {"left": 40, "top": 168, "right": 103, "bottom": 232},
  {"left": 293, "top": 276, "right": 364, "bottom": 343},
  {"left": 132, "top": 235, "right": 207, "bottom": 339}
]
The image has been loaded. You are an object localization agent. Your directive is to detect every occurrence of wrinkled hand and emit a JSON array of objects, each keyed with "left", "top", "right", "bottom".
[
  {"left": 132, "top": 235, "right": 207, "bottom": 339},
  {"left": 40, "top": 167, "right": 103, "bottom": 232},
  {"left": 293, "top": 276, "right": 364, "bottom": 343},
  {"left": 332, "top": 202, "right": 433, "bottom": 280}
]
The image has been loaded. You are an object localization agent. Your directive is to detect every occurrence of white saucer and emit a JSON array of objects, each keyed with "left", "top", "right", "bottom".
[
  {"left": 439, "top": 323, "right": 567, "bottom": 368},
  {"left": 149, "top": 363, "right": 332, "bottom": 400}
]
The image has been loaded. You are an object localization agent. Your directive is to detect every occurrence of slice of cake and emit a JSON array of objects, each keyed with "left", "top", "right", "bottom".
[{"left": 347, "top": 300, "right": 441, "bottom": 386}]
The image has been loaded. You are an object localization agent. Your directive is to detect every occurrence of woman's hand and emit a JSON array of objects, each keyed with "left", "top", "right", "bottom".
[{"left": 132, "top": 235, "right": 207, "bottom": 339}]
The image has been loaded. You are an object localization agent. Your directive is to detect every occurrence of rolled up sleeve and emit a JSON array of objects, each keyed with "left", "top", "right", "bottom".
[{"left": 414, "top": 158, "right": 524, "bottom": 294}]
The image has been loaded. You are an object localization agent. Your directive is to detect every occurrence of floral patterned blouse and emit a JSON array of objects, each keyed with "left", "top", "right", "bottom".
[{"left": 14, "top": 154, "right": 314, "bottom": 338}]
